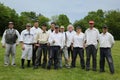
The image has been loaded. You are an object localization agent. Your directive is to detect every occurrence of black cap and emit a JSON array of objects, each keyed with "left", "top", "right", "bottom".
[
  {"left": 102, "top": 25, "right": 108, "bottom": 29},
  {"left": 55, "top": 25, "right": 59, "bottom": 29},
  {"left": 41, "top": 23, "right": 47, "bottom": 27},
  {"left": 76, "top": 26, "right": 81, "bottom": 29}
]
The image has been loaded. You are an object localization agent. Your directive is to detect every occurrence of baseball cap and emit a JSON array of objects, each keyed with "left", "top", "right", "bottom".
[
  {"left": 8, "top": 21, "right": 13, "bottom": 24},
  {"left": 60, "top": 26, "right": 64, "bottom": 28},
  {"left": 26, "top": 23, "right": 31, "bottom": 27},
  {"left": 55, "top": 25, "right": 59, "bottom": 29},
  {"left": 102, "top": 25, "right": 108, "bottom": 29},
  {"left": 76, "top": 26, "right": 81, "bottom": 29}
]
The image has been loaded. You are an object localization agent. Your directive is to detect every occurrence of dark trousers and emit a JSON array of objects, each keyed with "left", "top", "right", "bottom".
[
  {"left": 35, "top": 44, "right": 48, "bottom": 67},
  {"left": 68, "top": 46, "right": 73, "bottom": 60},
  {"left": 71, "top": 47, "right": 85, "bottom": 68},
  {"left": 47, "top": 46, "right": 60, "bottom": 69},
  {"left": 86, "top": 45, "right": 97, "bottom": 70},
  {"left": 100, "top": 48, "right": 114, "bottom": 73},
  {"left": 32, "top": 46, "right": 38, "bottom": 66}
]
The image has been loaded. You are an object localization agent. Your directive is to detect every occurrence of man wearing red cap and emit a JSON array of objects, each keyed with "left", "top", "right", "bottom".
[{"left": 84, "top": 20, "right": 99, "bottom": 71}]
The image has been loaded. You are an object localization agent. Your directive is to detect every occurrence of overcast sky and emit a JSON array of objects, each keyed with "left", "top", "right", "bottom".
[{"left": 0, "top": 0, "right": 120, "bottom": 23}]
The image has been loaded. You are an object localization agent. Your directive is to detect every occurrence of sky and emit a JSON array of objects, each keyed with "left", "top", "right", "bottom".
[{"left": 0, "top": 0, "right": 120, "bottom": 23}]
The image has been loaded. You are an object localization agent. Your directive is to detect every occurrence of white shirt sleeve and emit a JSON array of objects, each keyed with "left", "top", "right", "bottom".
[
  {"left": 15, "top": 30, "right": 20, "bottom": 44},
  {"left": 48, "top": 33, "right": 53, "bottom": 44},
  {"left": 1, "top": 30, "right": 6, "bottom": 46}
]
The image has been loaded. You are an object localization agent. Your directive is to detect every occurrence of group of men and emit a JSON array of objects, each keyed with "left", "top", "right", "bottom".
[{"left": 1, "top": 20, "right": 115, "bottom": 74}]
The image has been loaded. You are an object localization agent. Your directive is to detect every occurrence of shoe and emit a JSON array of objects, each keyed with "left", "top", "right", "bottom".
[
  {"left": 47, "top": 66, "right": 51, "bottom": 70},
  {"left": 4, "top": 64, "right": 9, "bottom": 66},
  {"left": 33, "top": 66, "right": 38, "bottom": 69},
  {"left": 12, "top": 64, "right": 16, "bottom": 66},
  {"left": 21, "top": 66, "right": 24, "bottom": 69},
  {"left": 86, "top": 68, "right": 90, "bottom": 71},
  {"left": 100, "top": 70, "right": 105, "bottom": 73},
  {"left": 92, "top": 68, "right": 97, "bottom": 71},
  {"left": 71, "top": 65, "right": 75, "bottom": 68}
]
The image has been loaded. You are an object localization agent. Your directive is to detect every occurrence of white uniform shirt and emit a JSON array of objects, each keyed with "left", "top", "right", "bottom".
[
  {"left": 31, "top": 26, "right": 42, "bottom": 38},
  {"left": 48, "top": 29, "right": 55, "bottom": 35},
  {"left": 48, "top": 32, "right": 62, "bottom": 47},
  {"left": 1, "top": 28, "right": 20, "bottom": 46},
  {"left": 20, "top": 29, "right": 34, "bottom": 44},
  {"left": 85, "top": 28, "right": 99, "bottom": 47},
  {"left": 72, "top": 32, "right": 85, "bottom": 48},
  {"left": 99, "top": 32, "right": 115, "bottom": 48},
  {"left": 66, "top": 30, "right": 76, "bottom": 47}
]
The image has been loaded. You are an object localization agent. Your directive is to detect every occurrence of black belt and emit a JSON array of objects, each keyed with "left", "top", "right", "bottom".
[{"left": 24, "top": 43, "right": 33, "bottom": 45}]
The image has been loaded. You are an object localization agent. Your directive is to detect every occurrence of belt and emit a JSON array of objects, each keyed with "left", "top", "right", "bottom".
[{"left": 24, "top": 43, "right": 33, "bottom": 45}]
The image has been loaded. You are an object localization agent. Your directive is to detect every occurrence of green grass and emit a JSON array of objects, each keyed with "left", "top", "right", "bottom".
[{"left": 0, "top": 40, "right": 120, "bottom": 80}]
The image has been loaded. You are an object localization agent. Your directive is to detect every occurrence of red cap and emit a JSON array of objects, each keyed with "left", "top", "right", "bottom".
[{"left": 89, "top": 20, "right": 94, "bottom": 24}]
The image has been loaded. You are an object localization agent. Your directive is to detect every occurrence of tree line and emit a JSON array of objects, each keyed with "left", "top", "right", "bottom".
[{"left": 0, "top": 3, "right": 120, "bottom": 40}]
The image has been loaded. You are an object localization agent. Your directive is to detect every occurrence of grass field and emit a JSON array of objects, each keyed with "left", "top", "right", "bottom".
[{"left": 0, "top": 40, "right": 120, "bottom": 80}]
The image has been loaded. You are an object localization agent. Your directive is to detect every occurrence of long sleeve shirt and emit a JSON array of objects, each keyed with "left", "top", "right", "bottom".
[
  {"left": 31, "top": 26, "right": 42, "bottom": 38},
  {"left": 85, "top": 28, "right": 99, "bottom": 47},
  {"left": 66, "top": 30, "right": 76, "bottom": 47},
  {"left": 34, "top": 31, "right": 49, "bottom": 44},
  {"left": 48, "top": 32, "right": 62, "bottom": 48},
  {"left": 72, "top": 32, "right": 85, "bottom": 48},
  {"left": 99, "top": 32, "right": 115, "bottom": 48}
]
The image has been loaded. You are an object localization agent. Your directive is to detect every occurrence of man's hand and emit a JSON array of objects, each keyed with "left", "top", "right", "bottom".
[
  {"left": 22, "top": 45, "right": 25, "bottom": 50},
  {"left": 52, "top": 40, "right": 55, "bottom": 43},
  {"left": 35, "top": 43, "right": 40, "bottom": 47},
  {"left": 2, "top": 45, "right": 5, "bottom": 48}
]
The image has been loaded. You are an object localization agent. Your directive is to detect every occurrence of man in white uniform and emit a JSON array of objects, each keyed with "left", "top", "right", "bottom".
[
  {"left": 31, "top": 20, "right": 42, "bottom": 66},
  {"left": 20, "top": 23, "right": 34, "bottom": 69},
  {"left": 99, "top": 25, "right": 115, "bottom": 74},
  {"left": 1, "top": 21, "right": 20, "bottom": 66}
]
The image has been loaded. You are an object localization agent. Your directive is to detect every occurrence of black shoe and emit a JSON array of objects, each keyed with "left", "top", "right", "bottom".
[
  {"left": 92, "top": 68, "right": 97, "bottom": 71},
  {"left": 86, "top": 68, "right": 90, "bottom": 71},
  {"left": 54, "top": 67, "right": 58, "bottom": 70},
  {"left": 21, "top": 66, "right": 24, "bottom": 69},
  {"left": 100, "top": 70, "right": 105, "bottom": 72},
  {"left": 42, "top": 64, "right": 46, "bottom": 68},
  {"left": 71, "top": 65, "right": 75, "bottom": 68},
  {"left": 111, "top": 72, "right": 114, "bottom": 74},
  {"left": 33, "top": 66, "right": 38, "bottom": 69},
  {"left": 81, "top": 66, "right": 85, "bottom": 69},
  {"left": 47, "top": 66, "right": 51, "bottom": 70}
]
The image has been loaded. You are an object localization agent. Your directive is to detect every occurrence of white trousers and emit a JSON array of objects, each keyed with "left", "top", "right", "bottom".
[
  {"left": 21, "top": 44, "right": 33, "bottom": 60},
  {"left": 4, "top": 43, "right": 16, "bottom": 65}
]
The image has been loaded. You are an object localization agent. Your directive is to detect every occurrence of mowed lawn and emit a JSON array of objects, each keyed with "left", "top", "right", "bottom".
[{"left": 0, "top": 40, "right": 120, "bottom": 80}]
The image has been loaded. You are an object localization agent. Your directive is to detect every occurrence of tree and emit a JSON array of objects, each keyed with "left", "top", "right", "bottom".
[
  {"left": 38, "top": 15, "right": 50, "bottom": 27},
  {"left": 0, "top": 3, "right": 19, "bottom": 36},
  {"left": 105, "top": 10, "right": 120, "bottom": 40},
  {"left": 51, "top": 15, "right": 59, "bottom": 23},
  {"left": 56, "top": 14, "right": 70, "bottom": 29}
]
